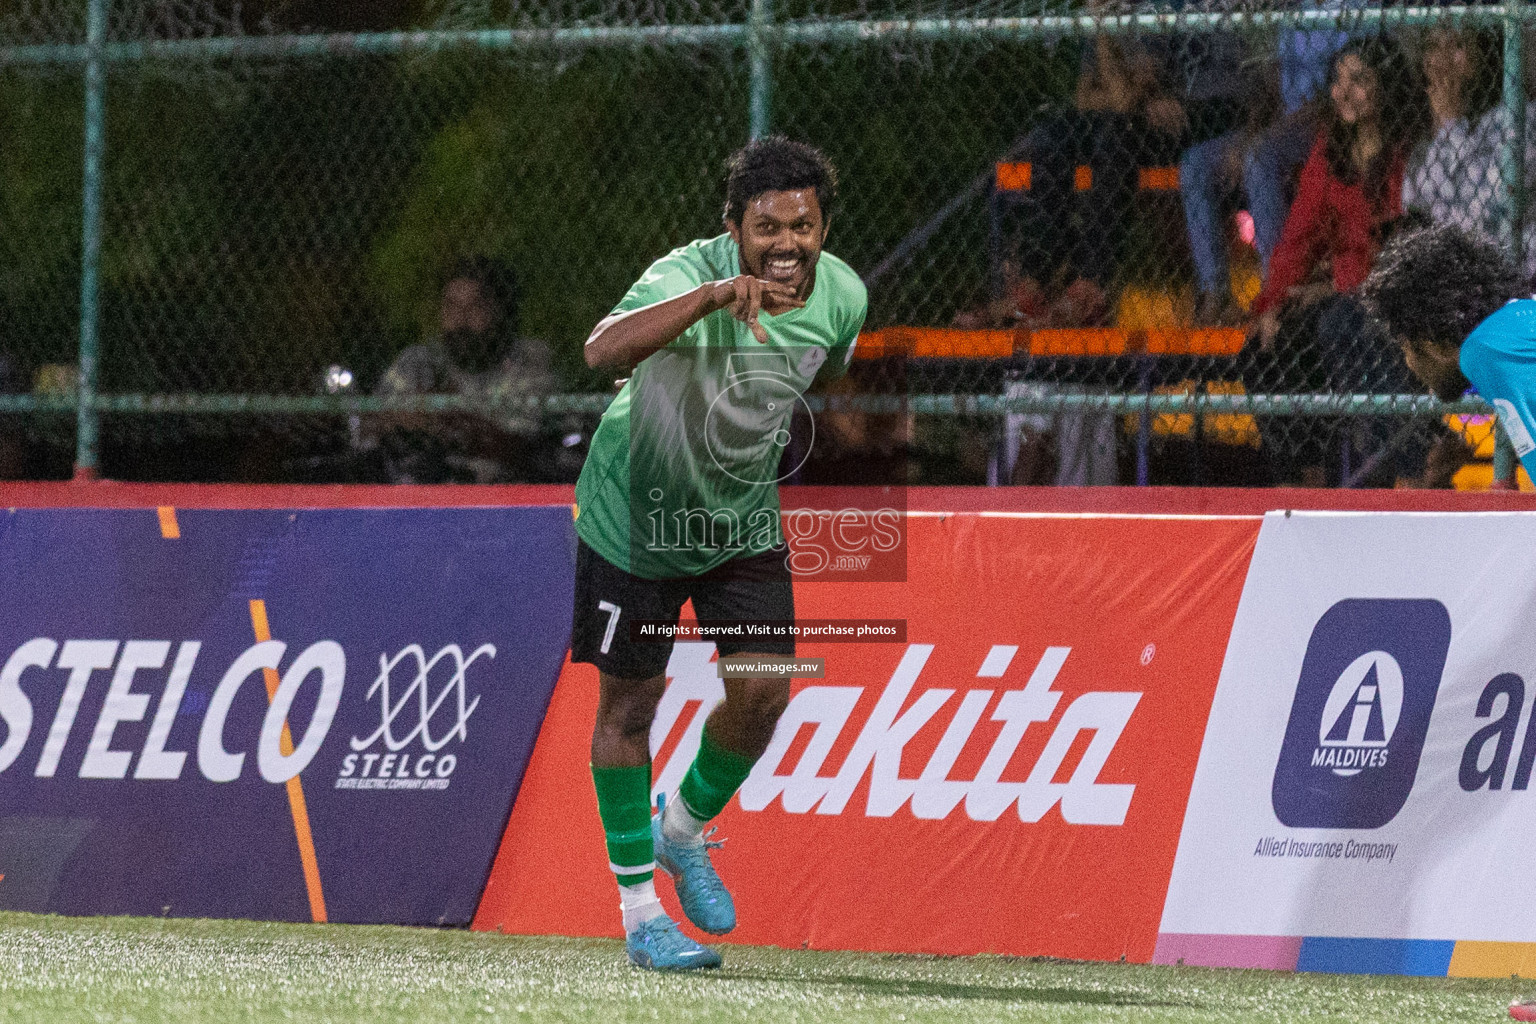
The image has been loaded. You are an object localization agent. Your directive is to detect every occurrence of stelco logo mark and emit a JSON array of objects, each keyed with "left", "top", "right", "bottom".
[
  {"left": 337, "top": 643, "right": 491, "bottom": 791},
  {"left": 0, "top": 637, "right": 489, "bottom": 791},
  {"left": 1271, "top": 599, "right": 1451, "bottom": 830}
]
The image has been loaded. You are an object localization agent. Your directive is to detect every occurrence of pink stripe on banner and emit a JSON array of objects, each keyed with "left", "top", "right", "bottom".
[{"left": 1154, "top": 934, "right": 1303, "bottom": 971}]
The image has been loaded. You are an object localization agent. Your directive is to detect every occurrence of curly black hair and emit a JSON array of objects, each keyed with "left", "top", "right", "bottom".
[
  {"left": 1360, "top": 224, "right": 1521, "bottom": 352},
  {"left": 723, "top": 136, "right": 838, "bottom": 225}
]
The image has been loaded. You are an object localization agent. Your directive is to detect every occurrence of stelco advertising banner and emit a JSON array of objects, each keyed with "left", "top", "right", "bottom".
[
  {"left": 1158, "top": 511, "right": 1536, "bottom": 978},
  {"left": 0, "top": 507, "right": 573, "bottom": 925},
  {"left": 475, "top": 512, "right": 1261, "bottom": 960}
]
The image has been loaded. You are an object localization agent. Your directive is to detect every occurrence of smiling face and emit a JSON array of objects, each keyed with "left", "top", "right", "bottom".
[
  {"left": 727, "top": 188, "right": 827, "bottom": 299},
  {"left": 1331, "top": 52, "right": 1381, "bottom": 127}
]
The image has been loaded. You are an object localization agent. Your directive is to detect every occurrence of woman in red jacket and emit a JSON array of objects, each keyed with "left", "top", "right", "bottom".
[{"left": 1248, "top": 36, "right": 1427, "bottom": 484}]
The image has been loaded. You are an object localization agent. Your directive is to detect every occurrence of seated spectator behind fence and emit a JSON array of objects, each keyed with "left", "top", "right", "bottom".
[
  {"left": 1005, "top": 0, "right": 1201, "bottom": 325},
  {"left": 1405, "top": 26, "right": 1536, "bottom": 280},
  {"left": 0, "top": 349, "right": 25, "bottom": 479},
  {"left": 1403, "top": 27, "right": 1536, "bottom": 488},
  {"left": 372, "top": 256, "right": 559, "bottom": 483},
  {"left": 1180, "top": 0, "right": 1353, "bottom": 324},
  {"left": 1248, "top": 37, "right": 1427, "bottom": 484}
]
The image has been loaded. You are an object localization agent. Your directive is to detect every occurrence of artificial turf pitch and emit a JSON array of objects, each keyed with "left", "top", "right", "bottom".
[{"left": 0, "top": 910, "right": 1527, "bottom": 1024}]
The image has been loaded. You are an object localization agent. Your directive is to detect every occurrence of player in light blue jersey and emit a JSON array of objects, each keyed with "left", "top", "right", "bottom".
[{"left": 1361, "top": 224, "right": 1534, "bottom": 478}]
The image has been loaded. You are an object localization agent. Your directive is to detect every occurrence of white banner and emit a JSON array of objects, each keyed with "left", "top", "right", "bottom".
[{"left": 1161, "top": 511, "right": 1536, "bottom": 943}]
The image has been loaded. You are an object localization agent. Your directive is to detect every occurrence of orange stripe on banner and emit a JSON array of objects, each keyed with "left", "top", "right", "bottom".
[
  {"left": 1073, "top": 165, "right": 1093, "bottom": 191},
  {"left": 249, "top": 599, "right": 328, "bottom": 924},
  {"left": 157, "top": 506, "right": 180, "bottom": 539},
  {"left": 1449, "top": 941, "right": 1536, "bottom": 978}
]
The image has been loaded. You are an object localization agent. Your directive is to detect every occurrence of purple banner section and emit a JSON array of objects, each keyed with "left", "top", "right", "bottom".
[{"left": 0, "top": 507, "right": 575, "bottom": 925}]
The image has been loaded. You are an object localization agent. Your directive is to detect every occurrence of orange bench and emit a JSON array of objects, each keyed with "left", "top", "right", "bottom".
[
  {"left": 993, "top": 162, "right": 1181, "bottom": 193},
  {"left": 854, "top": 326, "right": 1245, "bottom": 359}
]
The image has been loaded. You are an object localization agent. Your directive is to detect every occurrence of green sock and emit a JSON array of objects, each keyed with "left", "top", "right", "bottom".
[
  {"left": 592, "top": 763, "right": 654, "bottom": 886},
  {"left": 677, "top": 726, "right": 757, "bottom": 822}
]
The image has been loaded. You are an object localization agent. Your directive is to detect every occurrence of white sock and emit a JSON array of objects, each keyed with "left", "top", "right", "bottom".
[
  {"left": 619, "top": 879, "right": 665, "bottom": 932},
  {"left": 661, "top": 793, "right": 709, "bottom": 847}
]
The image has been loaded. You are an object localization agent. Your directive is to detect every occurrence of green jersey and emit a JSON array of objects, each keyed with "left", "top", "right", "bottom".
[{"left": 575, "top": 233, "right": 867, "bottom": 579}]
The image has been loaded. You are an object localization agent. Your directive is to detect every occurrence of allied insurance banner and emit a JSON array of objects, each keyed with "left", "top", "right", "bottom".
[
  {"left": 476, "top": 512, "right": 1261, "bottom": 961},
  {"left": 0, "top": 507, "right": 573, "bottom": 925},
  {"left": 1158, "top": 512, "right": 1536, "bottom": 977}
]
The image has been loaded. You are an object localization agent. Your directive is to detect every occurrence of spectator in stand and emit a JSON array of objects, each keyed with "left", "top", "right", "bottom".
[
  {"left": 1180, "top": 0, "right": 1354, "bottom": 325},
  {"left": 1003, "top": 0, "right": 1199, "bottom": 326},
  {"left": 1404, "top": 27, "right": 1535, "bottom": 278},
  {"left": 1251, "top": 38, "right": 1424, "bottom": 372},
  {"left": 371, "top": 256, "right": 562, "bottom": 484},
  {"left": 1403, "top": 26, "right": 1536, "bottom": 489},
  {"left": 0, "top": 350, "right": 25, "bottom": 479},
  {"left": 1248, "top": 36, "right": 1427, "bottom": 484}
]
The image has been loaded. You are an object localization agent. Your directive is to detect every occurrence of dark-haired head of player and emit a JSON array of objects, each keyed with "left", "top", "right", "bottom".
[
  {"left": 722, "top": 136, "right": 837, "bottom": 301},
  {"left": 1361, "top": 224, "right": 1524, "bottom": 400}
]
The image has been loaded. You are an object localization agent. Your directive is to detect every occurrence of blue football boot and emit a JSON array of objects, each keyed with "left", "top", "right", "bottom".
[
  {"left": 652, "top": 792, "right": 737, "bottom": 935},
  {"left": 625, "top": 914, "right": 722, "bottom": 971}
]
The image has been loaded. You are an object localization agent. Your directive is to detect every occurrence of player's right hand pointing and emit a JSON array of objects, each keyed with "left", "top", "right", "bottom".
[{"left": 711, "top": 276, "right": 805, "bottom": 344}]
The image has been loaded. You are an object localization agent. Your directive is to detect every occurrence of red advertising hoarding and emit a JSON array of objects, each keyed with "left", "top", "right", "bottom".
[{"left": 474, "top": 513, "right": 1260, "bottom": 960}]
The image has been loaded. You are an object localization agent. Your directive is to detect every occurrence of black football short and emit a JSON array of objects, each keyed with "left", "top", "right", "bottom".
[{"left": 570, "top": 538, "right": 795, "bottom": 680}]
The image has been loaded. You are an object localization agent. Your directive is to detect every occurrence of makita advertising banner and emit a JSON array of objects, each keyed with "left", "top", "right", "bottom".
[
  {"left": 1158, "top": 511, "right": 1536, "bottom": 977},
  {"left": 0, "top": 507, "right": 573, "bottom": 925},
  {"left": 475, "top": 513, "right": 1260, "bottom": 960}
]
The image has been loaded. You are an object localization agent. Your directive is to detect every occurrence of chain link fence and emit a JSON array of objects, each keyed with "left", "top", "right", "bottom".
[{"left": 0, "top": 0, "right": 1525, "bottom": 486}]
